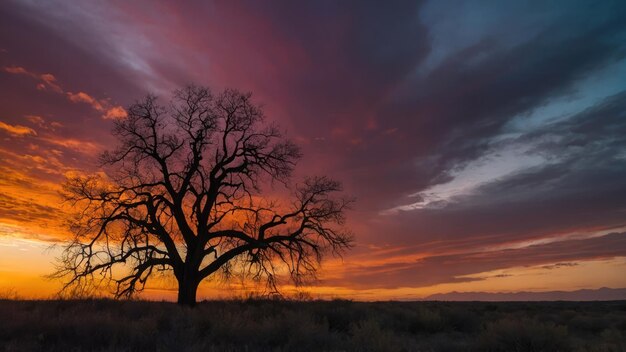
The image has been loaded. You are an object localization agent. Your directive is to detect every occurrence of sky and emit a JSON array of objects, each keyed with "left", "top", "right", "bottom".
[{"left": 1, "top": 0, "right": 626, "bottom": 300}]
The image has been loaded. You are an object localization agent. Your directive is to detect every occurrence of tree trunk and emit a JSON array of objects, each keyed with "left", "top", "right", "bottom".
[{"left": 177, "top": 274, "right": 199, "bottom": 306}]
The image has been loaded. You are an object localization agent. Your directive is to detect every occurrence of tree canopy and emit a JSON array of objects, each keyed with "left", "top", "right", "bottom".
[{"left": 53, "top": 85, "right": 353, "bottom": 305}]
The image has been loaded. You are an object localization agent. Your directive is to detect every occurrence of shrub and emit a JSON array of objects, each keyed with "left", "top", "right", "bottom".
[
  {"left": 476, "top": 317, "right": 570, "bottom": 352},
  {"left": 0, "top": 299, "right": 624, "bottom": 351}
]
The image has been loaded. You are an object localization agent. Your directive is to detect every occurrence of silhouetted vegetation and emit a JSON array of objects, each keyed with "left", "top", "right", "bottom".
[
  {"left": 55, "top": 85, "right": 352, "bottom": 306},
  {"left": 1, "top": 299, "right": 624, "bottom": 351}
]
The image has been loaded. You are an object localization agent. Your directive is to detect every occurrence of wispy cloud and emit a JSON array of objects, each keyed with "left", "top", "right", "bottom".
[
  {"left": 3, "top": 65, "right": 63, "bottom": 93},
  {"left": 66, "top": 91, "right": 104, "bottom": 111},
  {"left": 3, "top": 65, "right": 126, "bottom": 120},
  {"left": 39, "top": 136, "right": 101, "bottom": 155},
  {"left": 0, "top": 121, "right": 36, "bottom": 136}
]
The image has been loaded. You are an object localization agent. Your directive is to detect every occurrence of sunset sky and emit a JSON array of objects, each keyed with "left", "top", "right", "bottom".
[{"left": 1, "top": 0, "right": 626, "bottom": 300}]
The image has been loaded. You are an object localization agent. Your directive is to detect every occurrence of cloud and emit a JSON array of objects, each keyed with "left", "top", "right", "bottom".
[
  {"left": 3, "top": 65, "right": 63, "bottom": 93},
  {"left": 0, "top": 121, "right": 36, "bottom": 136},
  {"left": 386, "top": 87, "right": 626, "bottom": 213},
  {"left": 3, "top": 66, "right": 28, "bottom": 74},
  {"left": 38, "top": 73, "right": 63, "bottom": 93},
  {"left": 40, "top": 136, "right": 101, "bottom": 155},
  {"left": 65, "top": 91, "right": 129, "bottom": 120},
  {"left": 3, "top": 64, "right": 124, "bottom": 120},
  {"left": 384, "top": 142, "right": 551, "bottom": 213},
  {"left": 66, "top": 91, "right": 104, "bottom": 110},
  {"left": 0, "top": 193, "right": 59, "bottom": 224},
  {"left": 328, "top": 231, "right": 626, "bottom": 289},
  {"left": 541, "top": 262, "right": 578, "bottom": 270},
  {"left": 103, "top": 106, "right": 127, "bottom": 120},
  {"left": 23, "top": 115, "right": 62, "bottom": 131},
  {"left": 24, "top": 115, "right": 44, "bottom": 126},
  {"left": 0, "top": 165, "right": 69, "bottom": 242},
  {"left": 67, "top": 92, "right": 127, "bottom": 120}
]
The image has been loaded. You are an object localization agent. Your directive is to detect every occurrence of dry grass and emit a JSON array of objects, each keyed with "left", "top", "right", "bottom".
[{"left": 0, "top": 299, "right": 624, "bottom": 351}]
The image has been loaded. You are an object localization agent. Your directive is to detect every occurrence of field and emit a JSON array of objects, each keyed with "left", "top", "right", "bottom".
[{"left": 0, "top": 299, "right": 625, "bottom": 351}]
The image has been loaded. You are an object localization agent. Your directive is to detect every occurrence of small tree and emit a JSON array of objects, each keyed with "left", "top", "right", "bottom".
[{"left": 53, "top": 85, "right": 353, "bottom": 306}]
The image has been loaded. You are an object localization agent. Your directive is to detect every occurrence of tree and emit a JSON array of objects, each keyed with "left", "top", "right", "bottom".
[{"left": 53, "top": 85, "right": 353, "bottom": 306}]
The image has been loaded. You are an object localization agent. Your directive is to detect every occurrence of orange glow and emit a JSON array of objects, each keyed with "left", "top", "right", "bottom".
[{"left": 1, "top": 121, "right": 626, "bottom": 300}]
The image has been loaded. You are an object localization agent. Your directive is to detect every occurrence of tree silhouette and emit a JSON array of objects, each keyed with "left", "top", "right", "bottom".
[{"left": 53, "top": 85, "right": 353, "bottom": 306}]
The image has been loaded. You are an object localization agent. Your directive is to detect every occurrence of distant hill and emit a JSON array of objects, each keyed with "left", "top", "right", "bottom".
[{"left": 425, "top": 287, "right": 626, "bottom": 301}]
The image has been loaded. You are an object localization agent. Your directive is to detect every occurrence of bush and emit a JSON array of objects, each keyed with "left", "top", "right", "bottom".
[
  {"left": 0, "top": 299, "right": 623, "bottom": 351},
  {"left": 476, "top": 317, "right": 570, "bottom": 352}
]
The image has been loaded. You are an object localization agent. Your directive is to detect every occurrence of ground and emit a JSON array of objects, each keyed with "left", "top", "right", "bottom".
[{"left": 0, "top": 299, "right": 624, "bottom": 351}]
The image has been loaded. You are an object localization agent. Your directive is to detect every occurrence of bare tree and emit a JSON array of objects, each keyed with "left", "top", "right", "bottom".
[{"left": 53, "top": 85, "right": 353, "bottom": 306}]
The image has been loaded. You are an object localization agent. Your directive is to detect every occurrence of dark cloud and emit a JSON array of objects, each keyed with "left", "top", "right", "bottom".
[
  {"left": 358, "top": 15, "right": 626, "bottom": 208},
  {"left": 327, "top": 232, "right": 626, "bottom": 289},
  {"left": 541, "top": 262, "right": 578, "bottom": 270},
  {"left": 415, "top": 91, "right": 626, "bottom": 242},
  {"left": 0, "top": 193, "right": 58, "bottom": 224}
]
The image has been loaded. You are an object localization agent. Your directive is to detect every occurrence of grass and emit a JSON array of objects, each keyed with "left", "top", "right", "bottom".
[{"left": 0, "top": 299, "right": 625, "bottom": 351}]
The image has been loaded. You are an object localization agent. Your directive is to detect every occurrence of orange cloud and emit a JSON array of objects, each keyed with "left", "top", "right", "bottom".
[
  {"left": 24, "top": 115, "right": 63, "bottom": 132},
  {"left": 38, "top": 73, "right": 63, "bottom": 93},
  {"left": 4, "top": 65, "right": 122, "bottom": 119},
  {"left": 103, "top": 106, "right": 127, "bottom": 120},
  {"left": 66, "top": 91, "right": 104, "bottom": 111},
  {"left": 40, "top": 136, "right": 101, "bottom": 154},
  {"left": 25, "top": 115, "right": 45, "bottom": 126},
  {"left": 0, "top": 121, "right": 37, "bottom": 136},
  {"left": 0, "top": 163, "right": 69, "bottom": 243},
  {"left": 3, "top": 66, "right": 62, "bottom": 93},
  {"left": 66, "top": 92, "right": 127, "bottom": 120},
  {"left": 3, "top": 66, "right": 28, "bottom": 74}
]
